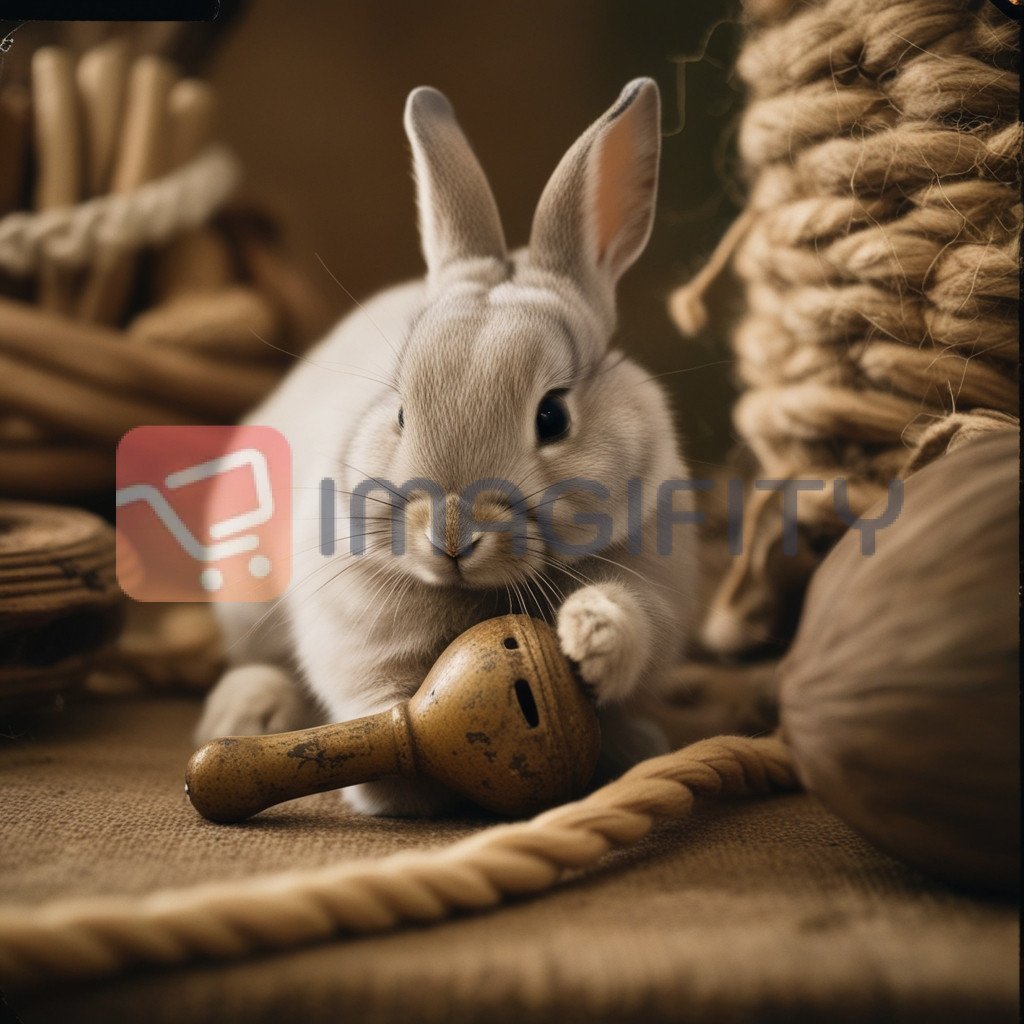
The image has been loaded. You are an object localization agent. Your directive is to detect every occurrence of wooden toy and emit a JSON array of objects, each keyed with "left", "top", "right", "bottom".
[{"left": 186, "top": 615, "right": 601, "bottom": 822}]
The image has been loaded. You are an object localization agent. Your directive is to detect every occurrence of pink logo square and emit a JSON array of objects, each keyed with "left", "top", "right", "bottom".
[{"left": 116, "top": 425, "right": 291, "bottom": 602}]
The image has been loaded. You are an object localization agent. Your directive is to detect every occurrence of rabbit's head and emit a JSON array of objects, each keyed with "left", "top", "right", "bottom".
[{"left": 346, "top": 80, "right": 684, "bottom": 594}]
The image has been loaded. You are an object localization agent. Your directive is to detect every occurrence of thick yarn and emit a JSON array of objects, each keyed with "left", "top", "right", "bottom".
[
  {"left": 0, "top": 734, "right": 795, "bottom": 987},
  {"left": 0, "top": 146, "right": 239, "bottom": 276},
  {"left": 671, "top": 0, "right": 1020, "bottom": 651}
]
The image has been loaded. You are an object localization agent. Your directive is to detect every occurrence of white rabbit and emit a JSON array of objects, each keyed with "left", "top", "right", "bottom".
[{"left": 197, "top": 79, "right": 699, "bottom": 816}]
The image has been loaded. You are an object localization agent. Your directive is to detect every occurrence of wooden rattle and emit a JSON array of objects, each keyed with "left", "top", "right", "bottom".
[{"left": 186, "top": 615, "right": 601, "bottom": 823}]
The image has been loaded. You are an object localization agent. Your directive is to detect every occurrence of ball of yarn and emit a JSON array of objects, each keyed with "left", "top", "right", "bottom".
[{"left": 779, "top": 430, "right": 1019, "bottom": 893}]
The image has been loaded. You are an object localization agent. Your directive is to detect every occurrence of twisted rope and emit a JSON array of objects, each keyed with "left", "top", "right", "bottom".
[
  {"left": 0, "top": 733, "right": 795, "bottom": 989},
  {"left": 0, "top": 145, "right": 240, "bottom": 275},
  {"left": 670, "top": 0, "right": 1020, "bottom": 649},
  {"left": 726, "top": 0, "right": 1019, "bottom": 479}
]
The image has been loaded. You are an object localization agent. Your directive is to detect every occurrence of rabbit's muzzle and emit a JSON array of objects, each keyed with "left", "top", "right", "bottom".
[{"left": 401, "top": 492, "right": 543, "bottom": 588}]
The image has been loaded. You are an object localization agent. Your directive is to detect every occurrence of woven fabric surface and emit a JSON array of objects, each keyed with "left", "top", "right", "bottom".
[{"left": 1, "top": 696, "right": 1018, "bottom": 1024}]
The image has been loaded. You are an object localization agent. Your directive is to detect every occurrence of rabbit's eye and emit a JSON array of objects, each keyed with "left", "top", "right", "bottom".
[
  {"left": 536, "top": 391, "right": 570, "bottom": 445},
  {"left": 398, "top": 407, "right": 405, "bottom": 430}
]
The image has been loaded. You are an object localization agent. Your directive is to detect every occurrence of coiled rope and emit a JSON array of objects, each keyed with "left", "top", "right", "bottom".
[
  {"left": 669, "top": 0, "right": 1020, "bottom": 648},
  {"left": 0, "top": 145, "right": 240, "bottom": 275},
  {"left": 0, "top": 733, "right": 795, "bottom": 989}
]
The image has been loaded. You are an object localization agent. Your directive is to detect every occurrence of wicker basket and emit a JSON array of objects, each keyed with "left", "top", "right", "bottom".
[
  {"left": 0, "top": 39, "right": 334, "bottom": 710},
  {"left": 0, "top": 42, "right": 333, "bottom": 502}
]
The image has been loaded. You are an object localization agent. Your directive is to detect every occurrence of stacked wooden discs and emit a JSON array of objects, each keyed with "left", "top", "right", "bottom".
[
  {"left": 0, "top": 40, "right": 333, "bottom": 501},
  {"left": 0, "top": 501, "right": 122, "bottom": 714}
]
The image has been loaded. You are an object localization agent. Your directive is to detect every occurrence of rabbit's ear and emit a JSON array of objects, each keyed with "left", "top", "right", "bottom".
[
  {"left": 529, "top": 79, "right": 660, "bottom": 309},
  {"left": 404, "top": 87, "right": 508, "bottom": 286}
]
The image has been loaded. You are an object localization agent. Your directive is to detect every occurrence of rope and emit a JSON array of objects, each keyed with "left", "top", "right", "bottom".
[
  {"left": 0, "top": 145, "right": 241, "bottom": 275},
  {"left": 669, "top": 0, "right": 1020, "bottom": 646},
  {"left": 0, "top": 733, "right": 796, "bottom": 989}
]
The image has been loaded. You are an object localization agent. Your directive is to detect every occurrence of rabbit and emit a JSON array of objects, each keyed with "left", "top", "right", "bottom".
[{"left": 196, "top": 78, "right": 700, "bottom": 816}]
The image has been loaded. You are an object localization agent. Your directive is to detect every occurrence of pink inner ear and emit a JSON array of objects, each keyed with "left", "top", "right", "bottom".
[{"left": 593, "top": 110, "right": 637, "bottom": 266}]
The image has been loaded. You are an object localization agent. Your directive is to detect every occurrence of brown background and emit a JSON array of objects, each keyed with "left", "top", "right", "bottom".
[
  {"left": 1, "top": 1, "right": 744, "bottom": 466},
  {"left": 206, "top": 0, "right": 744, "bottom": 468}
]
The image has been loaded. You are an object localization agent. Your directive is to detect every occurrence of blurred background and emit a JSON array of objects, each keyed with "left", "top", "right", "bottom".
[
  {"left": 0, "top": 1, "right": 747, "bottom": 710},
  {"left": 1, "top": 0, "right": 745, "bottom": 473},
  {"left": 207, "top": 0, "right": 745, "bottom": 471}
]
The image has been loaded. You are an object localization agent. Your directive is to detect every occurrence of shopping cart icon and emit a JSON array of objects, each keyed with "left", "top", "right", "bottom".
[{"left": 115, "top": 425, "right": 291, "bottom": 602}]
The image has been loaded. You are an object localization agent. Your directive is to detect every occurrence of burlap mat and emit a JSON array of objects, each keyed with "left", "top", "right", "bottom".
[{"left": 1, "top": 696, "right": 1018, "bottom": 1023}]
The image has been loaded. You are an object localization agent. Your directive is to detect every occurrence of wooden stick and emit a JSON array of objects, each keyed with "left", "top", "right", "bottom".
[
  {"left": 30, "top": 47, "right": 83, "bottom": 314},
  {"left": 76, "top": 37, "right": 130, "bottom": 197},
  {"left": 149, "top": 78, "right": 234, "bottom": 304},
  {"left": 2, "top": 83, "right": 47, "bottom": 441},
  {"left": 109, "top": 56, "right": 176, "bottom": 195},
  {"left": 137, "top": 77, "right": 268, "bottom": 363},
  {"left": 128, "top": 286, "right": 284, "bottom": 361},
  {"left": 0, "top": 87, "right": 32, "bottom": 307},
  {"left": 166, "top": 78, "right": 216, "bottom": 170},
  {"left": 0, "top": 358, "right": 195, "bottom": 443},
  {"left": 0, "top": 418, "right": 43, "bottom": 442},
  {"left": 0, "top": 297, "right": 279, "bottom": 418},
  {"left": 0, "top": 86, "right": 31, "bottom": 216},
  {"left": 30, "top": 49, "right": 82, "bottom": 212},
  {"left": 77, "top": 56, "right": 177, "bottom": 325},
  {"left": 0, "top": 443, "right": 112, "bottom": 498},
  {"left": 231, "top": 218, "right": 336, "bottom": 348},
  {"left": 150, "top": 226, "right": 234, "bottom": 302}
]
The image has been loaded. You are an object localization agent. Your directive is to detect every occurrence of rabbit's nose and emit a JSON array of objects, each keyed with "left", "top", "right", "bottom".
[
  {"left": 423, "top": 527, "right": 483, "bottom": 560},
  {"left": 454, "top": 531, "right": 484, "bottom": 559}
]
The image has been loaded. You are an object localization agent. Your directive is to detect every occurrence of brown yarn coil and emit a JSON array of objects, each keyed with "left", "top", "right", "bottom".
[{"left": 673, "top": 0, "right": 1021, "bottom": 655}]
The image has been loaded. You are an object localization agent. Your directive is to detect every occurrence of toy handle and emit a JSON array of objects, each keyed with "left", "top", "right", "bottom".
[{"left": 185, "top": 703, "right": 417, "bottom": 823}]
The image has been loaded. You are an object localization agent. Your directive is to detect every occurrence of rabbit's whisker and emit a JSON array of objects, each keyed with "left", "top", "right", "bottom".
[
  {"left": 247, "top": 328, "right": 398, "bottom": 392},
  {"left": 315, "top": 252, "right": 403, "bottom": 362}
]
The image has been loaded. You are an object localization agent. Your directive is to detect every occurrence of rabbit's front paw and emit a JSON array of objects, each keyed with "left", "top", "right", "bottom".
[
  {"left": 194, "top": 664, "right": 315, "bottom": 744},
  {"left": 557, "top": 584, "right": 650, "bottom": 704}
]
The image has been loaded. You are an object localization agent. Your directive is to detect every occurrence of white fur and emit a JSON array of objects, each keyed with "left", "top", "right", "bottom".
[
  {"left": 557, "top": 581, "right": 652, "bottom": 704},
  {"left": 194, "top": 664, "right": 317, "bottom": 740},
  {"left": 199, "top": 80, "right": 699, "bottom": 816}
]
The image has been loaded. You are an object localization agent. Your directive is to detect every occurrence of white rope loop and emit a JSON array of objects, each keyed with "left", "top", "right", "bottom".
[
  {"left": 0, "top": 733, "right": 796, "bottom": 988},
  {"left": 0, "top": 145, "right": 241, "bottom": 275}
]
